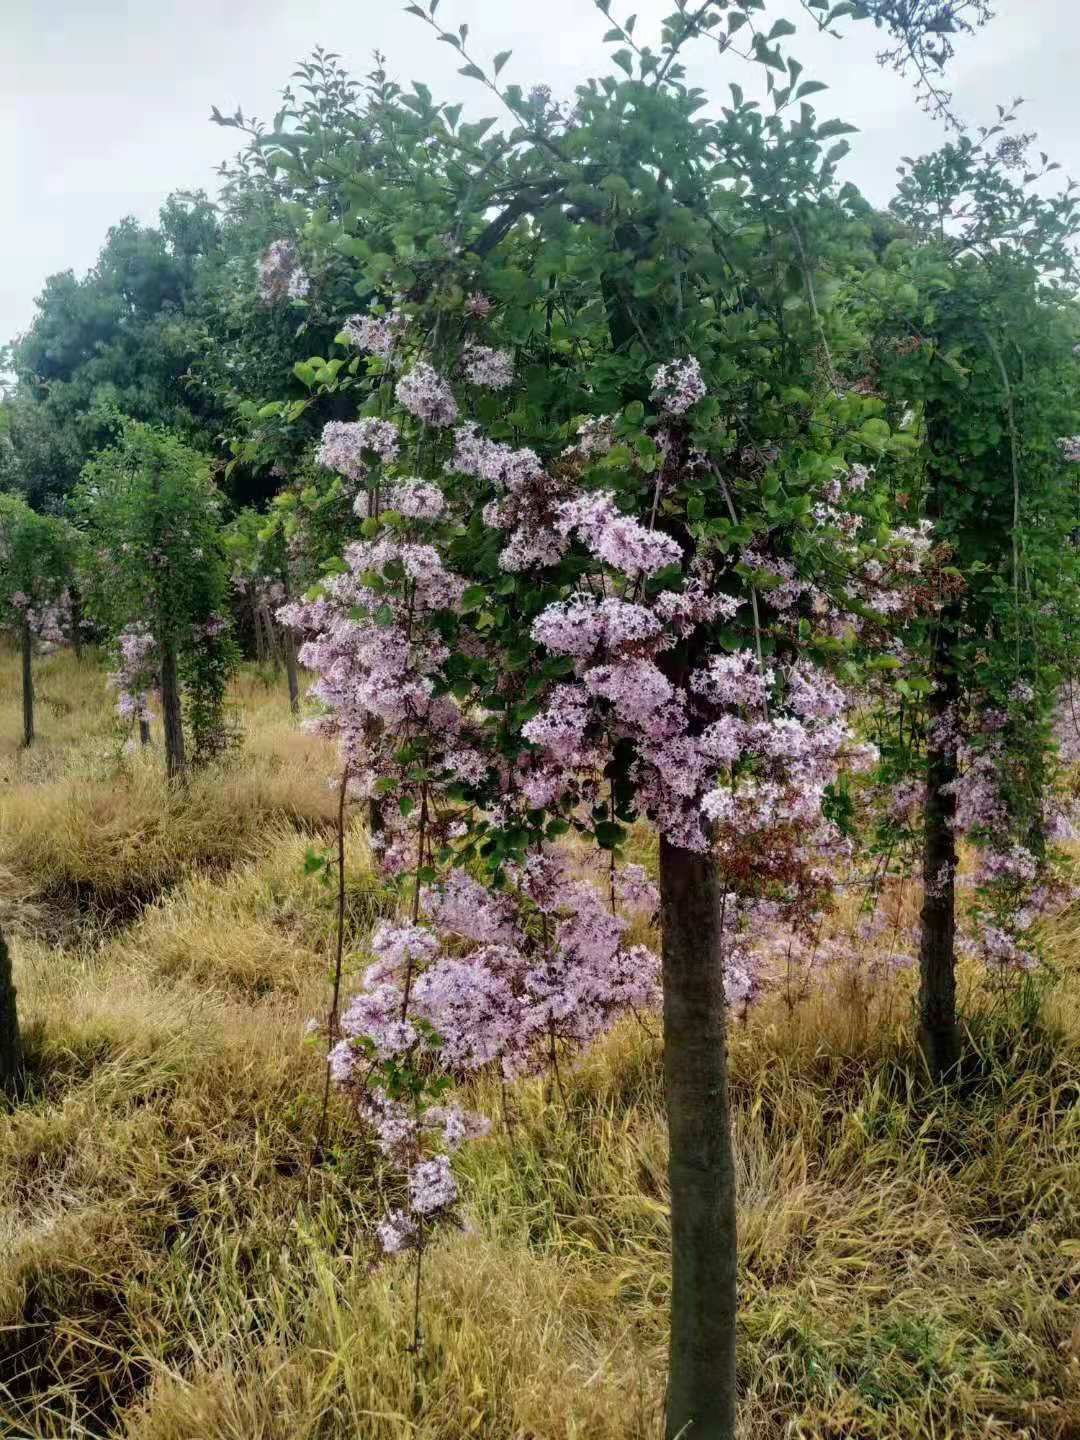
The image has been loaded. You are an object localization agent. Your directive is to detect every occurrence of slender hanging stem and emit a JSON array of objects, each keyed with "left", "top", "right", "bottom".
[
  {"left": 277, "top": 765, "right": 351, "bottom": 1255},
  {"left": 712, "top": 463, "right": 768, "bottom": 713},
  {"left": 401, "top": 783, "right": 430, "bottom": 1018}
]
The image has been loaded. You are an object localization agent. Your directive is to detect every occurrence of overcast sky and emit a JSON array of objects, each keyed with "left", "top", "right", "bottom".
[{"left": 3, "top": 0, "right": 1078, "bottom": 348}]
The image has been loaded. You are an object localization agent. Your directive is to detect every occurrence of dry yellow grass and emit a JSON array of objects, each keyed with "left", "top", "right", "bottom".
[
  {"left": 2, "top": 652, "right": 1079, "bottom": 1439},
  {"left": 0, "top": 649, "right": 339, "bottom": 916},
  {"left": 104, "top": 819, "right": 392, "bottom": 998}
]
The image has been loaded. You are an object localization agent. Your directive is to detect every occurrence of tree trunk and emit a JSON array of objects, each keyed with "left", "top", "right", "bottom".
[
  {"left": 0, "top": 921, "right": 21, "bottom": 1095},
  {"left": 70, "top": 586, "right": 84, "bottom": 661},
  {"left": 284, "top": 629, "right": 300, "bottom": 715},
  {"left": 919, "top": 602, "right": 962, "bottom": 1083},
  {"left": 252, "top": 592, "right": 267, "bottom": 664},
  {"left": 260, "top": 603, "right": 282, "bottom": 674},
  {"left": 139, "top": 717, "right": 151, "bottom": 747},
  {"left": 160, "top": 634, "right": 187, "bottom": 781},
  {"left": 21, "top": 619, "right": 34, "bottom": 748},
  {"left": 659, "top": 837, "right": 738, "bottom": 1440}
]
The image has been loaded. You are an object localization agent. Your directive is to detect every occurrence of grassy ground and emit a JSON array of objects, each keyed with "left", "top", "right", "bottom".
[{"left": 2, "top": 646, "right": 1079, "bottom": 1439}]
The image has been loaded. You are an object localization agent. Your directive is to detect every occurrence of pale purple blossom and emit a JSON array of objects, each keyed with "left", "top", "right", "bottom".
[{"left": 396, "top": 362, "right": 459, "bottom": 427}]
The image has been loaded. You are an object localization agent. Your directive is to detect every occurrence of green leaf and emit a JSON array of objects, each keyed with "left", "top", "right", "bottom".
[
  {"left": 768, "top": 18, "right": 796, "bottom": 38},
  {"left": 459, "top": 63, "right": 486, "bottom": 82},
  {"left": 612, "top": 48, "right": 634, "bottom": 75},
  {"left": 493, "top": 49, "right": 511, "bottom": 74},
  {"left": 816, "top": 118, "right": 858, "bottom": 139},
  {"left": 595, "top": 819, "right": 627, "bottom": 850}
]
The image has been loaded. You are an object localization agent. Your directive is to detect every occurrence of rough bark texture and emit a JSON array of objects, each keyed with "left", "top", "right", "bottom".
[
  {"left": 160, "top": 633, "right": 187, "bottom": 781},
  {"left": 21, "top": 620, "right": 34, "bottom": 748},
  {"left": 659, "top": 838, "right": 738, "bottom": 1440},
  {"left": 919, "top": 602, "right": 962, "bottom": 1083},
  {"left": 0, "top": 922, "right": 21, "bottom": 1095}
]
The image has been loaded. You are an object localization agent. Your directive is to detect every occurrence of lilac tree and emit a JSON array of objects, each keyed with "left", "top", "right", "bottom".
[
  {"left": 264, "top": 19, "right": 937, "bottom": 1432},
  {"left": 74, "top": 421, "right": 238, "bottom": 775}
]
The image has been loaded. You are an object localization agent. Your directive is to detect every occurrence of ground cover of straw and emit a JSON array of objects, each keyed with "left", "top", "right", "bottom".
[{"left": 1, "top": 644, "right": 1079, "bottom": 1439}]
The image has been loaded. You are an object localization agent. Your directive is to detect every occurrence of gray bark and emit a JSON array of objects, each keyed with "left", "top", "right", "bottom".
[{"left": 659, "top": 837, "right": 738, "bottom": 1440}]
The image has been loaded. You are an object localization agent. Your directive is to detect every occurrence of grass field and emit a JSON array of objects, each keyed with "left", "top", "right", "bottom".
[{"left": 2, "top": 645, "right": 1079, "bottom": 1439}]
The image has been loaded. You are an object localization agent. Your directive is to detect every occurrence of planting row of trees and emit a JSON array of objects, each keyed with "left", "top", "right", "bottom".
[
  {"left": 3, "top": 2, "right": 1079, "bottom": 1434},
  {"left": 0, "top": 422, "right": 242, "bottom": 775}
]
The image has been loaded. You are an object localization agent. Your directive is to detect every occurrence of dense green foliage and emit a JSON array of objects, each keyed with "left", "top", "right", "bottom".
[{"left": 74, "top": 422, "right": 238, "bottom": 767}]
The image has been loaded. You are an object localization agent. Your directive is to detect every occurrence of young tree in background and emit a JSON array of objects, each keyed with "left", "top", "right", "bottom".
[
  {"left": 223, "top": 507, "right": 301, "bottom": 712},
  {"left": 0, "top": 494, "right": 77, "bottom": 747},
  {"left": 74, "top": 421, "right": 238, "bottom": 777},
  {"left": 876, "top": 118, "right": 1080, "bottom": 1078}
]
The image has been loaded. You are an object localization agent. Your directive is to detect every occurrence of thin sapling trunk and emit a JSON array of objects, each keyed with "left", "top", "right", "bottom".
[
  {"left": 160, "top": 630, "right": 187, "bottom": 780},
  {"left": 0, "top": 921, "right": 21, "bottom": 1095},
  {"left": 21, "top": 618, "right": 34, "bottom": 748}
]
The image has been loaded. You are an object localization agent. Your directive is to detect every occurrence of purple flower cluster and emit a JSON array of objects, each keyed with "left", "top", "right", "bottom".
[
  {"left": 315, "top": 419, "right": 401, "bottom": 485},
  {"left": 460, "top": 344, "right": 514, "bottom": 390},
  {"left": 396, "top": 362, "right": 459, "bottom": 427},
  {"left": 341, "top": 309, "right": 410, "bottom": 360},
  {"left": 256, "top": 240, "right": 310, "bottom": 305},
  {"left": 107, "top": 624, "right": 157, "bottom": 723},
  {"left": 650, "top": 356, "right": 706, "bottom": 416}
]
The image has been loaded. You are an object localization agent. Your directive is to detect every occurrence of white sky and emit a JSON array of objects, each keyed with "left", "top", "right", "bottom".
[{"left": 3, "top": 0, "right": 1079, "bottom": 348}]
